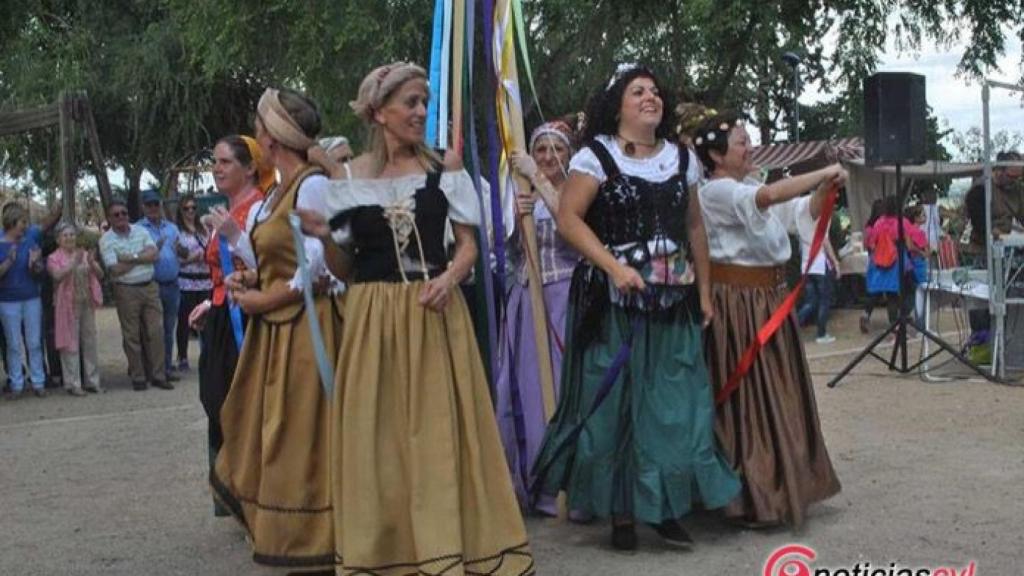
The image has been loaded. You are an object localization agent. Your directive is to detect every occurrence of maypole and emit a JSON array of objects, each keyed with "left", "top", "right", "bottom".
[
  {"left": 493, "top": 0, "right": 556, "bottom": 419},
  {"left": 426, "top": 0, "right": 502, "bottom": 382},
  {"left": 424, "top": 0, "right": 554, "bottom": 415}
]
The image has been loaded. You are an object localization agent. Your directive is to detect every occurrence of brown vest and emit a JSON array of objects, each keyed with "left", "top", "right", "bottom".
[{"left": 250, "top": 165, "right": 323, "bottom": 324}]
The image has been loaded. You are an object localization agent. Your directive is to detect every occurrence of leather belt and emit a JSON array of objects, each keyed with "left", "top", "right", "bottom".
[{"left": 709, "top": 262, "right": 787, "bottom": 288}]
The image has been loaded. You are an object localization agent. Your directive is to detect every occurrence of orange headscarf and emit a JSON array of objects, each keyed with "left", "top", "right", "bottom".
[{"left": 241, "top": 135, "right": 276, "bottom": 194}]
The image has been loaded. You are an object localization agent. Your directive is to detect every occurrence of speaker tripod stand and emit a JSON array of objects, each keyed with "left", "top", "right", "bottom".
[{"left": 828, "top": 165, "right": 999, "bottom": 388}]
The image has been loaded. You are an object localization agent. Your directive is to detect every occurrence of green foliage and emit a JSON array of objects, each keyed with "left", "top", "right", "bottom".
[{"left": 1, "top": 0, "right": 1022, "bottom": 204}]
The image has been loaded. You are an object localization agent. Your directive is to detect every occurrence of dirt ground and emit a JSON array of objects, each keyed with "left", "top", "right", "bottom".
[{"left": 0, "top": 305, "right": 1021, "bottom": 576}]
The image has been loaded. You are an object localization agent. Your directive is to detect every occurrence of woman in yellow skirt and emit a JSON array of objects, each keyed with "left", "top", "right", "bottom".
[
  {"left": 211, "top": 87, "right": 343, "bottom": 571},
  {"left": 302, "top": 62, "right": 533, "bottom": 575}
]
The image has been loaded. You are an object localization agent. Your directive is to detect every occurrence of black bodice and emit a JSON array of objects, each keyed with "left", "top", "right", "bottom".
[
  {"left": 583, "top": 140, "right": 691, "bottom": 252},
  {"left": 329, "top": 170, "right": 449, "bottom": 284}
]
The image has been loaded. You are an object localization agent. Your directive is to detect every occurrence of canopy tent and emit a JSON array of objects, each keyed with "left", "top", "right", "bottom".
[
  {"left": 843, "top": 159, "right": 982, "bottom": 231},
  {"left": 751, "top": 137, "right": 864, "bottom": 170},
  {"left": 841, "top": 159, "right": 1024, "bottom": 232}
]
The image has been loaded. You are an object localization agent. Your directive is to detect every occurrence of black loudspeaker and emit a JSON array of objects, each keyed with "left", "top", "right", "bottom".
[{"left": 863, "top": 72, "right": 927, "bottom": 166}]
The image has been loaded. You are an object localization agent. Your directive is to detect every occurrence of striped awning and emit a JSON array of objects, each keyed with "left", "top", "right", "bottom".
[{"left": 751, "top": 137, "right": 863, "bottom": 170}]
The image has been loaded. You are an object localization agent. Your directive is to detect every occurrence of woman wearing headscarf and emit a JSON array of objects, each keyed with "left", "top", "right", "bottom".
[
  {"left": 530, "top": 65, "right": 740, "bottom": 551},
  {"left": 494, "top": 119, "right": 580, "bottom": 515},
  {"left": 694, "top": 111, "right": 843, "bottom": 528},
  {"left": 189, "top": 135, "right": 267, "bottom": 517},
  {"left": 300, "top": 62, "right": 532, "bottom": 574},
  {"left": 209, "top": 90, "right": 343, "bottom": 571}
]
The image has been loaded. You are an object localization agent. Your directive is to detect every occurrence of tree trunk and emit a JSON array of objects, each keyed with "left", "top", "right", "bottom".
[{"left": 125, "top": 164, "right": 143, "bottom": 221}]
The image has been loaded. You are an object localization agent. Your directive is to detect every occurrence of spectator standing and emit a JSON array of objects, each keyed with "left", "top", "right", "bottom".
[
  {"left": 138, "top": 189, "right": 181, "bottom": 381},
  {"left": 46, "top": 223, "right": 104, "bottom": 395},
  {"left": 99, "top": 199, "right": 172, "bottom": 391},
  {"left": 797, "top": 227, "right": 842, "bottom": 344},
  {"left": 173, "top": 194, "right": 211, "bottom": 371},
  {"left": 0, "top": 203, "right": 49, "bottom": 399}
]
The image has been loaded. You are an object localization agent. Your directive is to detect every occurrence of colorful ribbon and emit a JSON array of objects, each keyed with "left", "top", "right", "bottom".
[
  {"left": 425, "top": 0, "right": 445, "bottom": 147},
  {"left": 465, "top": 0, "right": 500, "bottom": 380},
  {"left": 715, "top": 184, "right": 839, "bottom": 406},
  {"left": 529, "top": 301, "right": 646, "bottom": 501},
  {"left": 218, "top": 234, "right": 244, "bottom": 348}
]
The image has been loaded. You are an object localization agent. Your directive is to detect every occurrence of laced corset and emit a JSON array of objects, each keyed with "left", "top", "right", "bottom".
[{"left": 329, "top": 169, "right": 450, "bottom": 284}]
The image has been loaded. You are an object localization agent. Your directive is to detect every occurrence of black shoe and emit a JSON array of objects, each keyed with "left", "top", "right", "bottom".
[
  {"left": 150, "top": 379, "right": 174, "bottom": 390},
  {"left": 133, "top": 381, "right": 148, "bottom": 391},
  {"left": 165, "top": 370, "right": 181, "bottom": 382},
  {"left": 611, "top": 522, "right": 637, "bottom": 551},
  {"left": 650, "top": 519, "right": 693, "bottom": 549},
  {"left": 33, "top": 388, "right": 48, "bottom": 398}
]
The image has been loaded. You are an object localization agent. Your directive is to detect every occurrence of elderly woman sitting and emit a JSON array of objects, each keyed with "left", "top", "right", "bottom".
[{"left": 46, "top": 222, "right": 104, "bottom": 395}]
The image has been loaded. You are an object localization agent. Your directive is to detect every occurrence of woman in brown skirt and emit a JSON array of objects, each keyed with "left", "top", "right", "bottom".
[
  {"left": 210, "top": 88, "right": 343, "bottom": 571},
  {"left": 694, "top": 111, "right": 844, "bottom": 528},
  {"left": 301, "top": 62, "right": 533, "bottom": 575}
]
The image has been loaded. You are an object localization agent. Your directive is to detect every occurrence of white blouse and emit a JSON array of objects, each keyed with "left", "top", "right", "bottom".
[
  {"left": 323, "top": 169, "right": 481, "bottom": 245},
  {"left": 233, "top": 174, "right": 336, "bottom": 292},
  {"left": 699, "top": 176, "right": 817, "bottom": 266},
  {"left": 568, "top": 134, "right": 703, "bottom": 186}
]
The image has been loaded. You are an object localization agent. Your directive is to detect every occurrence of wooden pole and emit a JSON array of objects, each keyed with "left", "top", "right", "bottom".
[
  {"left": 58, "top": 92, "right": 75, "bottom": 219},
  {"left": 496, "top": 0, "right": 556, "bottom": 420},
  {"left": 79, "top": 95, "right": 114, "bottom": 214}
]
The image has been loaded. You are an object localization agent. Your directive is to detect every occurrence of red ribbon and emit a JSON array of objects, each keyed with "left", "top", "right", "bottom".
[{"left": 715, "top": 184, "right": 839, "bottom": 406}]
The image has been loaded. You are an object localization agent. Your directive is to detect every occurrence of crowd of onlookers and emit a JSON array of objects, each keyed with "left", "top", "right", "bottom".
[{"left": 0, "top": 190, "right": 211, "bottom": 399}]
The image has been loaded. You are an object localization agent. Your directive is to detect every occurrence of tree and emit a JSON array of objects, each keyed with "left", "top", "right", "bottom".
[
  {"left": 0, "top": 0, "right": 264, "bottom": 216},
  {"left": 948, "top": 126, "right": 1024, "bottom": 162},
  {"left": 2, "top": 0, "right": 1022, "bottom": 206}
]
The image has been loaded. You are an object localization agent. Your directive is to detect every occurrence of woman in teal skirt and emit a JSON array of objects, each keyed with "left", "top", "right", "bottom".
[{"left": 531, "top": 64, "right": 739, "bottom": 551}]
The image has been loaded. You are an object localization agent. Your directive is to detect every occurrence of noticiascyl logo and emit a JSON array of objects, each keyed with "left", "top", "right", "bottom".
[
  {"left": 762, "top": 544, "right": 978, "bottom": 576},
  {"left": 763, "top": 544, "right": 816, "bottom": 576}
]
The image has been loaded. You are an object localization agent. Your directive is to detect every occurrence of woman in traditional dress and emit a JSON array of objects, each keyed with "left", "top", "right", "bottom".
[
  {"left": 494, "top": 119, "right": 580, "bottom": 515},
  {"left": 190, "top": 135, "right": 267, "bottom": 517},
  {"left": 694, "top": 111, "right": 843, "bottom": 528},
  {"left": 209, "top": 90, "right": 343, "bottom": 571},
  {"left": 531, "top": 64, "right": 740, "bottom": 551},
  {"left": 302, "top": 62, "right": 533, "bottom": 575}
]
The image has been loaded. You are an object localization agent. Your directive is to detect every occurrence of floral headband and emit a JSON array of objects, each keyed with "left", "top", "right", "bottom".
[
  {"left": 694, "top": 118, "right": 745, "bottom": 147},
  {"left": 676, "top": 106, "right": 718, "bottom": 136}
]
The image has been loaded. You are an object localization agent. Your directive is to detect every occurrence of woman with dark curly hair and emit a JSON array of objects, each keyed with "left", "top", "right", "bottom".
[
  {"left": 694, "top": 111, "right": 843, "bottom": 528},
  {"left": 531, "top": 64, "right": 740, "bottom": 551}
]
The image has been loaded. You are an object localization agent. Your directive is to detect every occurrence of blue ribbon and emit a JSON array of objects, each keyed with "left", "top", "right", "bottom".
[
  {"left": 287, "top": 213, "right": 335, "bottom": 397},
  {"left": 218, "top": 234, "right": 245, "bottom": 349},
  {"left": 426, "top": 0, "right": 445, "bottom": 147}
]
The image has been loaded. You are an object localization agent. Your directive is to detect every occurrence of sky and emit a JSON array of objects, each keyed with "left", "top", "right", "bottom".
[{"left": 795, "top": 25, "right": 1024, "bottom": 153}]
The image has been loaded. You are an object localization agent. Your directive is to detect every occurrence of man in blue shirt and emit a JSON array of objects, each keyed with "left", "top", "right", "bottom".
[{"left": 138, "top": 189, "right": 181, "bottom": 381}]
